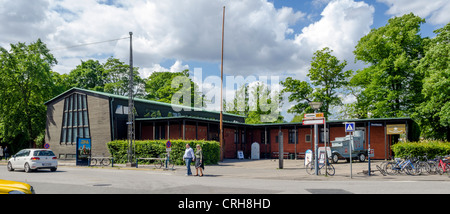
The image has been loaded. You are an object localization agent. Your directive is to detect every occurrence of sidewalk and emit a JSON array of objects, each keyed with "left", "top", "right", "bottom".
[{"left": 3, "top": 158, "right": 450, "bottom": 181}]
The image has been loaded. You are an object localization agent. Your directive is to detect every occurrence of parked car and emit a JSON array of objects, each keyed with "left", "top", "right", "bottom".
[
  {"left": 0, "top": 179, "right": 35, "bottom": 194},
  {"left": 7, "top": 149, "right": 58, "bottom": 173}
]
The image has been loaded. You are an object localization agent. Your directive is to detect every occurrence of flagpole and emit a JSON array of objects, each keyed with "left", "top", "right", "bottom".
[{"left": 220, "top": 6, "right": 225, "bottom": 162}]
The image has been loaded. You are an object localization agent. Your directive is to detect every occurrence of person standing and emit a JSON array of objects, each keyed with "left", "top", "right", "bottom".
[
  {"left": 194, "top": 144, "right": 204, "bottom": 177},
  {"left": 182, "top": 144, "right": 195, "bottom": 176},
  {"left": 0, "top": 146, "right": 3, "bottom": 161},
  {"left": 3, "top": 145, "right": 9, "bottom": 160}
]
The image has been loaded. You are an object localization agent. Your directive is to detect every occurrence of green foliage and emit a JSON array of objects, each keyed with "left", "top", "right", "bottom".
[
  {"left": 0, "top": 39, "right": 60, "bottom": 150},
  {"left": 391, "top": 140, "right": 450, "bottom": 158},
  {"left": 352, "top": 13, "right": 426, "bottom": 118},
  {"left": 144, "top": 70, "right": 205, "bottom": 108},
  {"left": 413, "top": 23, "right": 450, "bottom": 141},
  {"left": 107, "top": 140, "right": 220, "bottom": 165},
  {"left": 281, "top": 47, "right": 350, "bottom": 119}
]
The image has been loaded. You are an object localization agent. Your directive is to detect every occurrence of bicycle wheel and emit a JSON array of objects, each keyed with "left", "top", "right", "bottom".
[
  {"left": 306, "top": 162, "right": 315, "bottom": 175},
  {"left": 102, "top": 158, "right": 111, "bottom": 166},
  {"left": 90, "top": 158, "right": 97, "bottom": 166},
  {"left": 154, "top": 160, "right": 163, "bottom": 169},
  {"left": 417, "top": 161, "right": 430, "bottom": 175},
  {"left": 385, "top": 162, "right": 400, "bottom": 175},
  {"left": 404, "top": 163, "right": 418, "bottom": 176},
  {"left": 326, "top": 164, "right": 335, "bottom": 176}
]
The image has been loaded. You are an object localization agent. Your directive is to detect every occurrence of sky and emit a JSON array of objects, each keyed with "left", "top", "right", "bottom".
[{"left": 1, "top": 0, "right": 449, "bottom": 121}]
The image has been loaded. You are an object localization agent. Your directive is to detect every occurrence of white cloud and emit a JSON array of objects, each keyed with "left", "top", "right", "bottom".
[{"left": 378, "top": 0, "right": 450, "bottom": 25}]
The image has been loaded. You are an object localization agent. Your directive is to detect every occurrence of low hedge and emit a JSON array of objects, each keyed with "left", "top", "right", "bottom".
[
  {"left": 391, "top": 140, "right": 450, "bottom": 158},
  {"left": 107, "top": 139, "right": 220, "bottom": 165}
]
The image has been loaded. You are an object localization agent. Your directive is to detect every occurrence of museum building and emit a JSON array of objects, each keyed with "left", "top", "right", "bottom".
[{"left": 45, "top": 87, "right": 416, "bottom": 160}]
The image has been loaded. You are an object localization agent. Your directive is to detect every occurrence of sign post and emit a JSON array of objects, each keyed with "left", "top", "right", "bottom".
[
  {"left": 303, "top": 113, "right": 325, "bottom": 176},
  {"left": 166, "top": 140, "right": 172, "bottom": 169},
  {"left": 345, "top": 122, "right": 355, "bottom": 178},
  {"left": 278, "top": 131, "right": 283, "bottom": 169}
]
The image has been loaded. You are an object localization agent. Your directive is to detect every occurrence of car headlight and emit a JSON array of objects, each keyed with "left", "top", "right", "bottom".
[{"left": 8, "top": 190, "right": 26, "bottom": 194}]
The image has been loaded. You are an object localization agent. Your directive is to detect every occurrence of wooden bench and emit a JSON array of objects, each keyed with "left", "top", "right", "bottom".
[{"left": 272, "top": 152, "right": 289, "bottom": 159}]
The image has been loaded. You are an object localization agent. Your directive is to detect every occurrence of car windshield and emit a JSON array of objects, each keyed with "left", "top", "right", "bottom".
[{"left": 33, "top": 150, "right": 55, "bottom": 156}]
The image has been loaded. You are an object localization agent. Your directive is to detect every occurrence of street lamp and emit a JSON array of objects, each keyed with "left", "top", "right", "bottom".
[{"left": 309, "top": 101, "right": 322, "bottom": 175}]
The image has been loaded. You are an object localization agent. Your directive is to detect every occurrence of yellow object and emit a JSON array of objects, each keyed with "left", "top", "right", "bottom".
[{"left": 0, "top": 179, "right": 35, "bottom": 194}]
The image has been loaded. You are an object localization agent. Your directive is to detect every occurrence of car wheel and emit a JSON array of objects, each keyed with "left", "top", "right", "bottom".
[
  {"left": 24, "top": 163, "right": 32, "bottom": 173},
  {"left": 7, "top": 162, "right": 14, "bottom": 171},
  {"left": 358, "top": 153, "right": 366, "bottom": 162},
  {"left": 50, "top": 167, "right": 57, "bottom": 172},
  {"left": 331, "top": 154, "right": 339, "bottom": 163}
]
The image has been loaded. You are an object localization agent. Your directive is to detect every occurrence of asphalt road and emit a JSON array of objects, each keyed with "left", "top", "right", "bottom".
[{"left": 2, "top": 159, "right": 450, "bottom": 194}]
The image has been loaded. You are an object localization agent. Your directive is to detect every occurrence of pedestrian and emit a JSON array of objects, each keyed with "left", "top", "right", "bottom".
[
  {"left": 194, "top": 144, "right": 204, "bottom": 177},
  {"left": 3, "top": 145, "right": 9, "bottom": 160},
  {"left": 182, "top": 144, "right": 195, "bottom": 176},
  {"left": 0, "top": 146, "right": 3, "bottom": 161}
]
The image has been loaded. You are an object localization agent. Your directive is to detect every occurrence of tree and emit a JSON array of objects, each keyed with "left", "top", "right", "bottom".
[
  {"left": 103, "top": 57, "right": 145, "bottom": 98},
  {"left": 67, "top": 57, "right": 145, "bottom": 98},
  {"left": 351, "top": 13, "right": 426, "bottom": 118},
  {"left": 281, "top": 47, "right": 350, "bottom": 118},
  {"left": 414, "top": 23, "right": 450, "bottom": 140},
  {"left": 0, "top": 39, "right": 58, "bottom": 149},
  {"left": 225, "top": 82, "right": 283, "bottom": 124},
  {"left": 144, "top": 70, "right": 205, "bottom": 108}
]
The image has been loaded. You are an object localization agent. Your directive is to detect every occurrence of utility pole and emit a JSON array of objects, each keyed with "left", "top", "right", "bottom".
[
  {"left": 219, "top": 6, "right": 225, "bottom": 161},
  {"left": 127, "top": 32, "right": 135, "bottom": 167}
]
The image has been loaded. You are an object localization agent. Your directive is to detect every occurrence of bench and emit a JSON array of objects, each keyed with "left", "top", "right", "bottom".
[
  {"left": 135, "top": 157, "right": 166, "bottom": 168},
  {"left": 272, "top": 152, "right": 289, "bottom": 159}
]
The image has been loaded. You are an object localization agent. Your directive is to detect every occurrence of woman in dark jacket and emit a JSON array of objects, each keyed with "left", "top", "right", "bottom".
[{"left": 194, "top": 144, "right": 204, "bottom": 176}]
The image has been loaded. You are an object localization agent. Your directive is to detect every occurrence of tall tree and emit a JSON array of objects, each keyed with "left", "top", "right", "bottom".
[
  {"left": 281, "top": 47, "right": 350, "bottom": 119},
  {"left": 0, "top": 39, "right": 58, "bottom": 149},
  {"left": 225, "top": 82, "right": 283, "bottom": 124},
  {"left": 414, "top": 23, "right": 450, "bottom": 140},
  {"left": 351, "top": 13, "right": 426, "bottom": 118},
  {"left": 144, "top": 70, "right": 205, "bottom": 108}
]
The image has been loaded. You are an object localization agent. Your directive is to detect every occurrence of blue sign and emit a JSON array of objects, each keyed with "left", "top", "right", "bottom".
[{"left": 345, "top": 122, "right": 355, "bottom": 132}]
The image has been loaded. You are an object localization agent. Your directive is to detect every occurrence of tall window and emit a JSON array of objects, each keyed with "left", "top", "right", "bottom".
[{"left": 60, "top": 93, "right": 90, "bottom": 144}]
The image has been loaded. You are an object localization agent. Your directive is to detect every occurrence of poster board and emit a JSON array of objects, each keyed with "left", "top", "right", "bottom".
[
  {"left": 76, "top": 138, "right": 91, "bottom": 166},
  {"left": 237, "top": 150, "right": 244, "bottom": 160}
]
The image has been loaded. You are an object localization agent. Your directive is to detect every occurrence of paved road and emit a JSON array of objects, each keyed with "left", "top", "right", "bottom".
[{"left": 2, "top": 159, "right": 450, "bottom": 194}]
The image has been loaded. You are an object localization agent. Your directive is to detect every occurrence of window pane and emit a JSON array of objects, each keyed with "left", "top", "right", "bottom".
[
  {"left": 61, "top": 128, "right": 66, "bottom": 143},
  {"left": 79, "top": 111, "right": 83, "bottom": 126},
  {"left": 73, "top": 94, "right": 77, "bottom": 110},
  {"left": 82, "top": 95, "right": 87, "bottom": 109},
  {"left": 79, "top": 127, "right": 84, "bottom": 138},
  {"left": 84, "top": 127, "right": 90, "bottom": 138},
  {"left": 68, "top": 112, "right": 72, "bottom": 127},
  {"left": 73, "top": 128, "right": 78, "bottom": 143},
  {"left": 83, "top": 111, "right": 88, "bottom": 125},
  {"left": 73, "top": 111, "right": 78, "bottom": 126},
  {"left": 67, "top": 128, "right": 72, "bottom": 143},
  {"left": 64, "top": 98, "right": 69, "bottom": 111},
  {"left": 78, "top": 94, "right": 82, "bottom": 110}
]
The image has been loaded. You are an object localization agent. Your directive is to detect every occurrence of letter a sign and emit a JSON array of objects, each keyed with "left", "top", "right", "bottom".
[{"left": 345, "top": 122, "right": 355, "bottom": 132}]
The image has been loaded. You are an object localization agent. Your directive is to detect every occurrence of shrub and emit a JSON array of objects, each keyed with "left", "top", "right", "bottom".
[
  {"left": 391, "top": 140, "right": 450, "bottom": 158},
  {"left": 107, "top": 139, "right": 220, "bottom": 165}
]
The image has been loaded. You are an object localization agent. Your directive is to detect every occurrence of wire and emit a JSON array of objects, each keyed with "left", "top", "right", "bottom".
[{"left": 50, "top": 36, "right": 130, "bottom": 51}]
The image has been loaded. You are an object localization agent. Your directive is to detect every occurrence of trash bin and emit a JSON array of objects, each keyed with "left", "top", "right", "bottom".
[{"left": 289, "top": 153, "right": 294, "bottom": 160}]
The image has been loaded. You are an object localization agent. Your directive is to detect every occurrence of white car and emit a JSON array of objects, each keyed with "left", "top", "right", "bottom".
[{"left": 7, "top": 149, "right": 58, "bottom": 173}]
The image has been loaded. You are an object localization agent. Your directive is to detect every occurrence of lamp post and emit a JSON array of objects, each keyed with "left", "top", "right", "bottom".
[{"left": 309, "top": 102, "right": 322, "bottom": 175}]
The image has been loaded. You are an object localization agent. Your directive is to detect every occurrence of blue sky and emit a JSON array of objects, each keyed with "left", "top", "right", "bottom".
[{"left": 0, "top": 0, "right": 448, "bottom": 120}]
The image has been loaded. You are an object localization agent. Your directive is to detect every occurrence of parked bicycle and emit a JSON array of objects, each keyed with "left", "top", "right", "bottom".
[
  {"left": 90, "top": 157, "right": 111, "bottom": 166},
  {"left": 435, "top": 156, "right": 450, "bottom": 175},
  {"left": 306, "top": 158, "right": 335, "bottom": 176},
  {"left": 384, "top": 156, "right": 419, "bottom": 176},
  {"left": 154, "top": 153, "right": 174, "bottom": 170}
]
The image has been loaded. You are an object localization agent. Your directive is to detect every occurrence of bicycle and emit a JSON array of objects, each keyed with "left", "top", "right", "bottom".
[
  {"left": 384, "top": 156, "right": 418, "bottom": 176},
  {"left": 306, "top": 158, "right": 335, "bottom": 176},
  {"left": 154, "top": 153, "right": 174, "bottom": 170},
  {"left": 90, "top": 157, "right": 111, "bottom": 166},
  {"left": 435, "top": 156, "right": 450, "bottom": 175}
]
